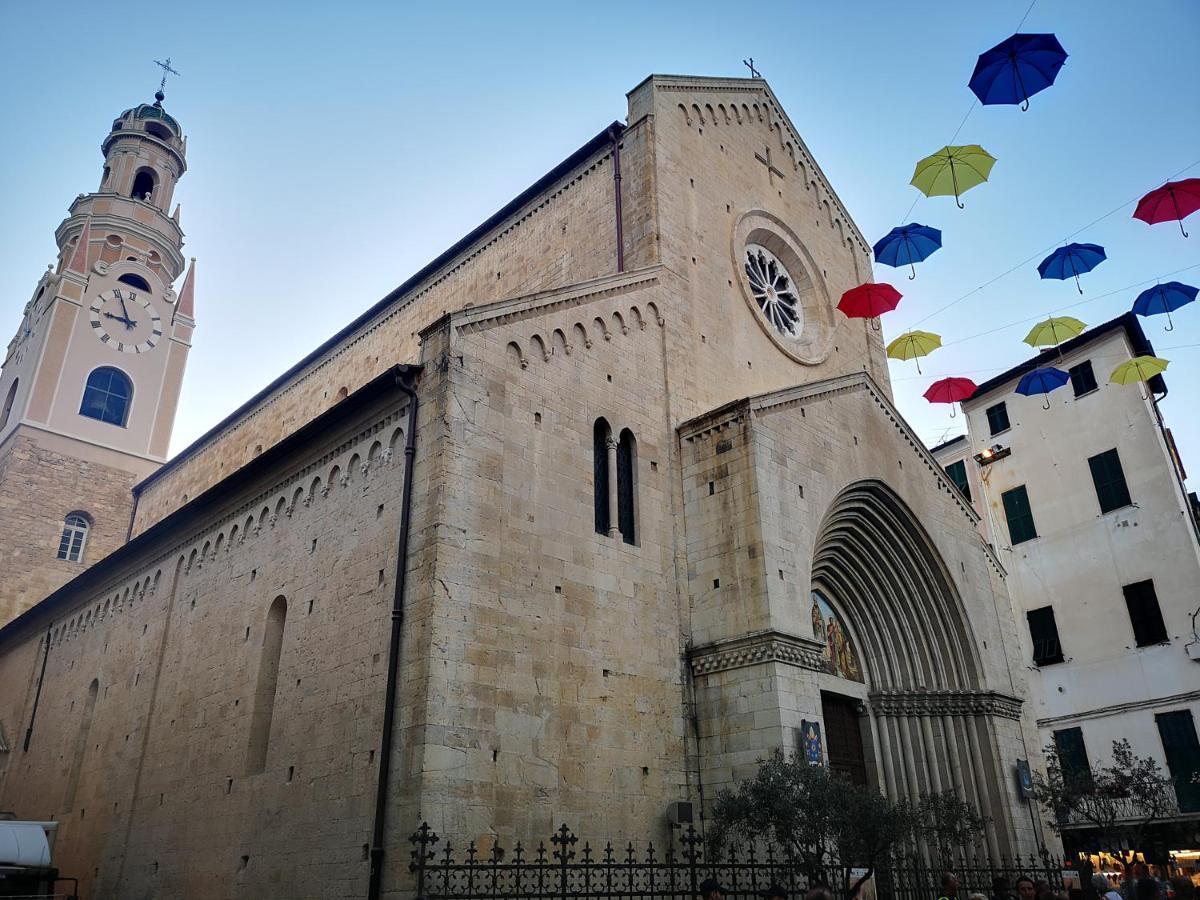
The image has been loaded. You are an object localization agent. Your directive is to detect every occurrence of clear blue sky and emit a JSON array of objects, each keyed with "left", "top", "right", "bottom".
[{"left": 2, "top": 1, "right": 1197, "bottom": 471}]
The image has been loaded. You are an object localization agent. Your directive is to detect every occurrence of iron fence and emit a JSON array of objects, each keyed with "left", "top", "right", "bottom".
[{"left": 408, "top": 823, "right": 1066, "bottom": 900}]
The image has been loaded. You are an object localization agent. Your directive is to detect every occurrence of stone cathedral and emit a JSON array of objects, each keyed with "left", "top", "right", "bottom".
[{"left": 0, "top": 76, "right": 1052, "bottom": 899}]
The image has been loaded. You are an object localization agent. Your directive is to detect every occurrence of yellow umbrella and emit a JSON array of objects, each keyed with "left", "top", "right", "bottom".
[
  {"left": 911, "top": 145, "right": 997, "bottom": 208},
  {"left": 886, "top": 330, "right": 942, "bottom": 373},
  {"left": 1109, "top": 355, "right": 1169, "bottom": 385},
  {"left": 1023, "top": 316, "right": 1087, "bottom": 348}
]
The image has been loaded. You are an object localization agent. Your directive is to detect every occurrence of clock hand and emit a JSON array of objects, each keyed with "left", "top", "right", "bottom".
[
  {"left": 103, "top": 311, "right": 138, "bottom": 329},
  {"left": 119, "top": 296, "right": 132, "bottom": 321}
]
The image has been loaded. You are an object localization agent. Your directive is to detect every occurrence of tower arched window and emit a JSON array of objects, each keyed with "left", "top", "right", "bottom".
[
  {"left": 247, "top": 595, "right": 288, "bottom": 774},
  {"left": 1, "top": 378, "right": 17, "bottom": 429},
  {"left": 131, "top": 168, "right": 157, "bottom": 202},
  {"left": 79, "top": 367, "right": 132, "bottom": 427},
  {"left": 117, "top": 273, "right": 151, "bottom": 293},
  {"left": 617, "top": 429, "right": 638, "bottom": 545},
  {"left": 593, "top": 418, "right": 612, "bottom": 535},
  {"left": 57, "top": 513, "right": 91, "bottom": 562}
]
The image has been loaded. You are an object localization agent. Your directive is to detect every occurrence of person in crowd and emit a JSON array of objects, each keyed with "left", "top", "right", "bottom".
[
  {"left": 803, "top": 887, "right": 833, "bottom": 900},
  {"left": 969, "top": 893, "right": 989, "bottom": 900},
  {"left": 761, "top": 884, "right": 788, "bottom": 900},
  {"left": 1068, "top": 887, "right": 1086, "bottom": 900},
  {"left": 939, "top": 872, "right": 961, "bottom": 900},
  {"left": 1134, "top": 878, "right": 1159, "bottom": 900},
  {"left": 1170, "top": 876, "right": 1196, "bottom": 900},
  {"left": 992, "top": 876, "right": 1015, "bottom": 900},
  {"left": 699, "top": 878, "right": 726, "bottom": 900},
  {"left": 1015, "top": 876, "right": 1037, "bottom": 900},
  {"left": 1092, "top": 873, "right": 1122, "bottom": 900}
]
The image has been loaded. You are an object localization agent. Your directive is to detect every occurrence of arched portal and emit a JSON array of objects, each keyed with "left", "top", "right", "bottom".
[{"left": 810, "top": 479, "right": 1014, "bottom": 861}]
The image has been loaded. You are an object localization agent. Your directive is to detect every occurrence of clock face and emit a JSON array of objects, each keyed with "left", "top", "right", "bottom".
[{"left": 88, "top": 287, "right": 162, "bottom": 354}]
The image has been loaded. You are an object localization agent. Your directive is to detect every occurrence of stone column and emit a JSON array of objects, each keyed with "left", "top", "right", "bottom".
[{"left": 606, "top": 435, "right": 619, "bottom": 538}]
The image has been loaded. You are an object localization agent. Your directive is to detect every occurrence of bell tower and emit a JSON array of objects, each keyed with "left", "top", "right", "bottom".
[{"left": 0, "top": 87, "right": 196, "bottom": 626}]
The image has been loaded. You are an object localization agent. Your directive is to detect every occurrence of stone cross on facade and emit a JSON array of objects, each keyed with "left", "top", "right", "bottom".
[{"left": 755, "top": 145, "right": 784, "bottom": 186}]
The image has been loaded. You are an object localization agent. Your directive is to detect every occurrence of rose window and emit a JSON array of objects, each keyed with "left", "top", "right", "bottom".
[{"left": 744, "top": 244, "right": 803, "bottom": 337}]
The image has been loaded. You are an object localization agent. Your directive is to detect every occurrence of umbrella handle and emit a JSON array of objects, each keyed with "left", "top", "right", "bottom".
[
  {"left": 915, "top": 356, "right": 922, "bottom": 375},
  {"left": 1021, "top": 98, "right": 1030, "bottom": 112},
  {"left": 909, "top": 261, "right": 916, "bottom": 280},
  {"left": 1165, "top": 310, "right": 1174, "bottom": 332},
  {"left": 949, "top": 158, "right": 965, "bottom": 209},
  {"left": 1181, "top": 221, "right": 1190, "bottom": 239},
  {"left": 870, "top": 317, "right": 881, "bottom": 332},
  {"left": 1172, "top": 189, "right": 1189, "bottom": 237},
  {"left": 1042, "top": 394, "right": 1051, "bottom": 410},
  {"left": 1014, "top": 59, "right": 1031, "bottom": 112},
  {"left": 950, "top": 405, "right": 956, "bottom": 419},
  {"left": 1074, "top": 272, "right": 1083, "bottom": 295}
]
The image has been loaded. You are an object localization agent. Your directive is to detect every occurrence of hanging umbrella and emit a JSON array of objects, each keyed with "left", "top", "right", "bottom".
[
  {"left": 911, "top": 146, "right": 996, "bottom": 209},
  {"left": 1133, "top": 178, "right": 1200, "bottom": 238},
  {"left": 886, "top": 330, "right": 942, "bottom": 373},
  {"left": 873, "top": 224, "right": 942, "bottom": 280},
  {"left": 838, "top": 283, "right": 902, "bottom": 330},
  {"left": 1110, "top": 356, "right": 1169, "bottom": 385},
  {"left": 1038, "top": 243, "right": 1106, "bottom": 294},
  {"left": 924, "top": 376, "right": 978, "bottom": 417},
  {"left": 1016, "top": 366, "right": 1070, "bottom": 409},
  {"left": 1132, "top": 281, "right": 1198, "bottom": 332},
  {"left": 969, "top": 33, "right": 1069, "bottom": 111},
  {"left": 1023, "top": 316, "right": 1087, "bottom": 348}
]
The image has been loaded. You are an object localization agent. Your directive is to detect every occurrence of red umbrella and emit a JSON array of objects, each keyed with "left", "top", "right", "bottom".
[
  {"left": 923, "top": 377, "right": 978, "bottom": 417},
  {"left": 838, "top": 283, "right": 902, "bottom": 329},
  {"left": 1133, "top": 178, "right": 1200, "bottom": 238}
]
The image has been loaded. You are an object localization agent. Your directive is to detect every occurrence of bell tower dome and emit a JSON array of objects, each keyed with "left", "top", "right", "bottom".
[{"left": 0, "top": 85, "right": 198, "bottom": 627}]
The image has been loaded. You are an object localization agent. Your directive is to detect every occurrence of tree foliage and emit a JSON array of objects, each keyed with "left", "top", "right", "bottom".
[{"left": 710, "top": 751, "right": 986, "bottom": 897}]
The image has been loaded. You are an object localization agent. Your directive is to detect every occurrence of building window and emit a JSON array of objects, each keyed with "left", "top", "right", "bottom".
[
  {"left": 945, "top": 459, "right": 971, "bottom": 501},
  {"left": 1, "top": 378, "right": 17, "bottom": 429},
  {"left": 1156, "top": 710, "right": 1200, "bottom": 813},
  {"left": 616, "top": 429, "right": 637, "bottom": 545},
  {"left": 593, "top": 418, "right": 611, "bottom": 536},
  {"left": 117, "top": 273, "right": 151, "bottom": 293},
  {"left": 246, "top": 596, "right": 287, "bottom": 774},
  {"left": 131, "top": 168, "right": 157, "bottom": 201},
  {"left": 986, "top": 401, "right": 1010, "bottom": 435},
  {"left": 1123, "top": 580, "right": 1168, "bottom": 647},
  {"left": 1069, "top": 360, "right": 1098, "bottom": 397},
  {"left": 57, "top": 513, "right": 91, "bottom": 563},
  {"left": 1027, "top": 605, "right": 1064, "bottom": 666},
  {"left": 79, "top": 367, "right": 132, "bottom": 427},
  {"left": 63, "top": 679, "right": 100, "bottom": 811},
  {"left": 1001, "top": 485, "right": 1037, "bottom": 544},
  {"left": 1088, "top": 448, "right": 1132, "bottom": 513},
  {"left": 1052, "top": 727, "right": 1092, "bottom": 788}
]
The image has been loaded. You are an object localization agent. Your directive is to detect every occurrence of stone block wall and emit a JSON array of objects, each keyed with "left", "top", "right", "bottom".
[{"left": 0, "top": 429, "right": 143, "bottom": 625}]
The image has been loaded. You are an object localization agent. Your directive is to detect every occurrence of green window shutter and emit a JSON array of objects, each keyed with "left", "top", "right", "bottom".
[
  {"left": 1053, "top": 727, "right": 1092, "bottom": 787},
  {"left": 1156, "top": 711, "right": 1200, "bottom": 812},
  {"left": 1002, "top": 485, "right": 1037, "bottom": 544},
  {"left": 946, "top": 460, "right": 971, "bottom": 501},
  {"left": 1027, "top": 606, "right": 1064, "bottom": 666},
  {"left": 1088, "top": 448, "right": 1132, "bottom": 513},
  {"left": 1123, "top": 580, "right": 1168, "bottom": 646}
]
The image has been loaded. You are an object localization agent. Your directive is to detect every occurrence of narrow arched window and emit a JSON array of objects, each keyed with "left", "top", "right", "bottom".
[
  {"left": 131, "top": 168, "right": 157, "bottom": 201},
  {"left": 63, "top": 679, "right": 99, "bottom": 811},
  {"left": 80, "top": 367, "right": 132, "bottom": 426},
  {"left": 617, "top": 429, "right": 638, "bottom": 545},
  {"left": 246, "top": 595, "right": 287, "bottom": 774},
  {"left": 57, "top": 513, "right": 91, "bottom": 563},
  {"left": 1, "top": 378, "right": 17, "bottom": 429},
  {"left": 594, "top": 418, "right": 612, "bottom": 535}
]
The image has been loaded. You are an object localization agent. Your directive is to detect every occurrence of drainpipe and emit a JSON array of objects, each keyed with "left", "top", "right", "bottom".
[
  {"left": 23, "top": 627, "right": 52, "bottom": 751},
  {"left": 367, "top": 368, "right": 420, "bottom": 900},
  {"left": 609, "top": 125, "right": 625, "bottom": 273}
]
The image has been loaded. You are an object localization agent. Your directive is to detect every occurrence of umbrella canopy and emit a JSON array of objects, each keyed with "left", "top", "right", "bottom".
[
  {"left": 1023, "top": 316, "right": 1087, "bottom": 348},
  {"left": 1109, "top": 355, "right": 1169, "bottom": 386},
  {"left": 838, "top": 283, "right": 902, "bottom": 325},
  {"left": 1037, "top": 243, "right": 1106, "bottom": 294},
  {"left": 1133, "top": 178, "right": 1200, "bottom": 238},
  {"left": 886, "top": 330, "right": 942, "bottom": 373},
  {"left": 911, "top": 146, "right": 996, "bottom": 209},
  {"left": 873, "top": 223, "right": 943, "bottom": 279},
  {"left": 924, "top": 377, "right": 977, "bottom": 416},
  {"left": 1132, "top": 281, "right": 1198, "bottom": 331},
  {"left": 1016, "top": 366, "right": 1070, "bottom": 409},
  {"left": 969, "top": 33, "right": 1069, "bottom": 111}
]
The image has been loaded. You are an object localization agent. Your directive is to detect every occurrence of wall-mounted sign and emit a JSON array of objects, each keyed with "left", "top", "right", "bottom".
[
  {"left": 1016, "top": 759, "right": 1034, "bottom": 799},
  {"left": 800, "top": 720, "right": 823, "bottom": 766}
]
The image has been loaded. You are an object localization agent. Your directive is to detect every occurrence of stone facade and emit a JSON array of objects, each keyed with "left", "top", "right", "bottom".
[{"left": 0, "top": 75, "right": 1056, "bottom": 899}]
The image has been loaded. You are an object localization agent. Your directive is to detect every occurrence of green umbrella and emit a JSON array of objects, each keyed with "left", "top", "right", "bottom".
[{"left": 911, "top": 145, "right": 997, "bottom": 209}]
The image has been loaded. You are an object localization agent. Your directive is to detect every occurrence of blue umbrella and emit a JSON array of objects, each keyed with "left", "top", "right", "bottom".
[
  {"left": 1132, "top": 281, "right": 1198, "bottom": 332},
  {"left": 873, "top": 223, "right": 943, "bottom": 280},
  {"left": 1016, "top": 366, "right": 1070, "bottom": 409},
  {"left": 1038, "top": 243, "right": 1107, "bottom": 294},
  {"left": 969, "top": 33, "right": 1069, "bottom": 111}
]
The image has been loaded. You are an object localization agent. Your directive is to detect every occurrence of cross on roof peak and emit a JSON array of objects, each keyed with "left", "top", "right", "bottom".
[{"left": 152, "top": 57, "right": 181, "bottom": 101}]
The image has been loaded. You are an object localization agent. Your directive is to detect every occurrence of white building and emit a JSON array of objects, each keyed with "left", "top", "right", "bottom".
[{"left": 931, "top": 312, "right": 1200, "bottom": 865}]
